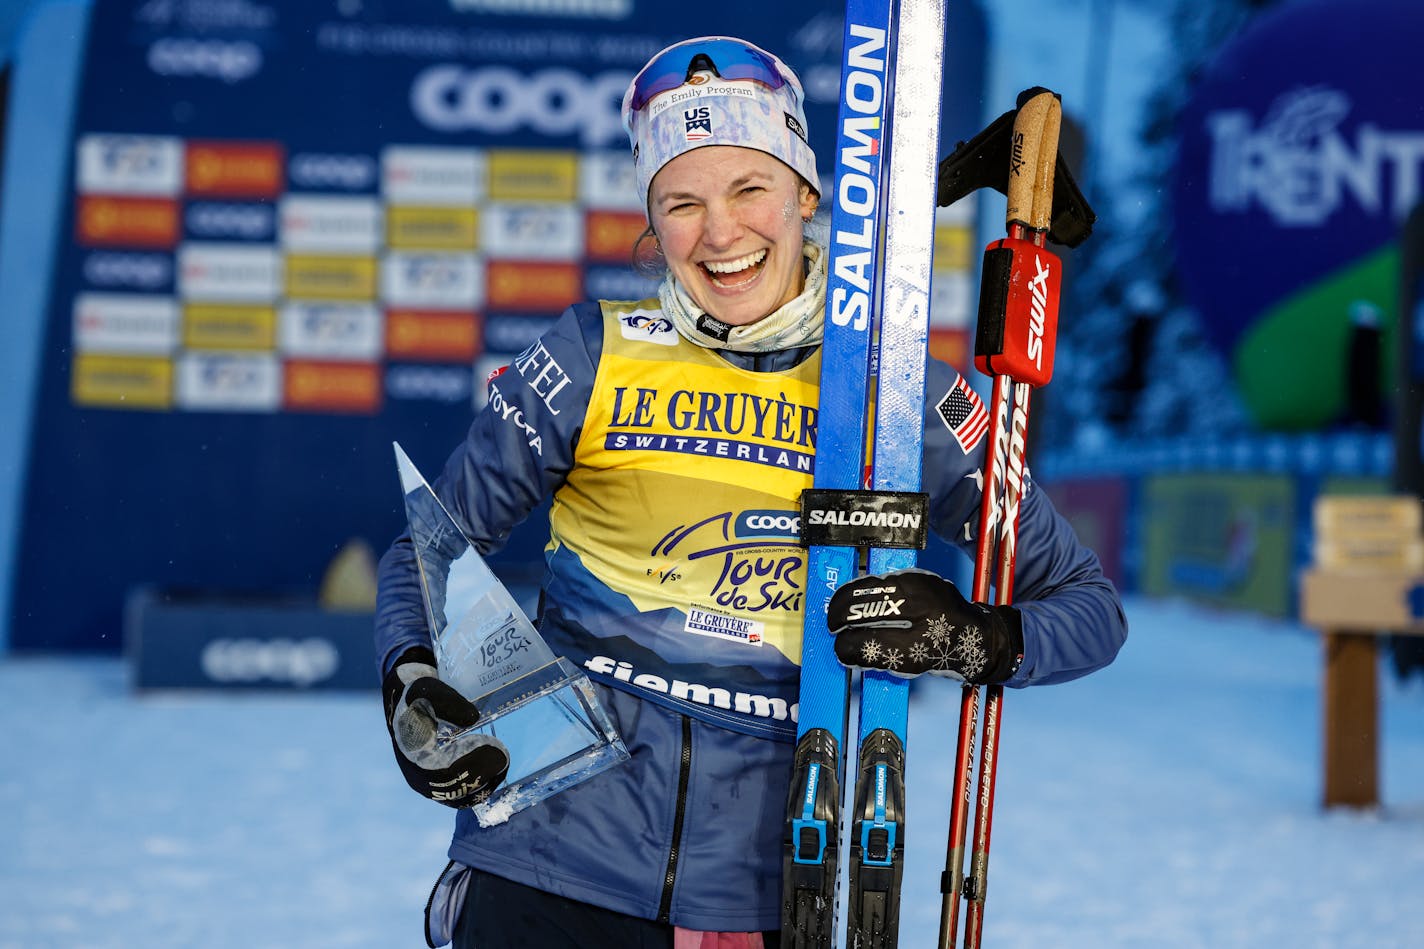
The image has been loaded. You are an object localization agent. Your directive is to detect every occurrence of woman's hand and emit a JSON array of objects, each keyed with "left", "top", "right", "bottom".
[{"left": 827, "top": 569, "right": 1024, "bottom": 684}]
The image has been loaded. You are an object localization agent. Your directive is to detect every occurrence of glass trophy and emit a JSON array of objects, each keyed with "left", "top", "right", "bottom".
[{"left": 393, "top": 442, "right": 629, "bottom": 826}]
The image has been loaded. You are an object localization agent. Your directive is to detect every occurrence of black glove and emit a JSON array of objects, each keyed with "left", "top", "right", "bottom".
[
  {"left": 827, "top": 569, "right": 1024, "bottom": 684},
  {"left": 382, "top": 646, "right": 510, "bottom": 808}
]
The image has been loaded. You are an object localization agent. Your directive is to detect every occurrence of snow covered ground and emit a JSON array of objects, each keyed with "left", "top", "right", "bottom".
[{"left": 2, "top": 595, "right": 1422, "bottom": 948}]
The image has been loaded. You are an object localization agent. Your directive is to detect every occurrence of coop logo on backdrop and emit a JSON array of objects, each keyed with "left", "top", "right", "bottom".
[
  {"left": 1208, "top": 86, "right": 1424, "bottom": 228},
  {"left": 386, "top": 365, "right": 471, "bottom": 403},
  {"left": 200, "top": 638, "right": 340, "bottom": 687},
  {"left": 289, "top": 154, "right": 377, "bottom": 191},
  {"left": 411, "top": 64, "right": 632, "bottom": 146},
  {"left": 185, "top": 202, "right": 275, "bottom": 241},
  {"left": 82, "top": 252, "right": 173, "bottom": 290},
  {"left": 449, "top": 0, "right": 632, "bottom": 17},
  {"left": 736, "top": 510, "right": 800, "bottom": 540},
  {"left": 147, "top": 38, "right": 263, "bottom": 84}
]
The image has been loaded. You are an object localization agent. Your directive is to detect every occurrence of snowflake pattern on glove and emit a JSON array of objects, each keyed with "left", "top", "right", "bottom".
[
  {"left": 854, "top": 614, "right": 988, "bottom": 679},
  {"left": 926, "top": 614, "right": 955, "bottom": 647},
  {"left": 829, "top": 571, "right": 1018, "bottom": 684},
  {"left": 944, "top": 621, "right": 988, "bottom": 680},
  {"left": 926, "top": 617, "right": 965, "bottom": 669}
]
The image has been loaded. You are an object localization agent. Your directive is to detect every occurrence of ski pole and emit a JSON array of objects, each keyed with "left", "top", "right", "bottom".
[
  {"left": 965, "top": 92, "right": 1063, "bottom": 949},
  {"left": 939, "top": 91, "right": 1047, "bottom": 948},
  {"left": 940, "top": 87, "right": 1064, "bottom": 949}
]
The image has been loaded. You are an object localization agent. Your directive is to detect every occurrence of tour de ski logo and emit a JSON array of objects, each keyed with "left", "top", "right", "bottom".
[{"left": 649, "top": 510, "right": 805, "bottom": 622}]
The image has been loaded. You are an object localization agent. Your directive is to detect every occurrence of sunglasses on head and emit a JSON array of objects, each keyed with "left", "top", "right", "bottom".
[{"left": 627, "top": 38, "right": 789, "bottom": 113}]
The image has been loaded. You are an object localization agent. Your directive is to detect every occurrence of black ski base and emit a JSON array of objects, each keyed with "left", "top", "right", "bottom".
[
  {"left": 782, "top": 728, "right": 842, "bottom": 948},
  {"left": 848, "top": 728, "right": 905, "bottom": 949}
]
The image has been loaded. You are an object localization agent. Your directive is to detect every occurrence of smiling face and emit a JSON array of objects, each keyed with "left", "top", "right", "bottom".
[{"left": 648, "top": 146, "right": 818, "bottom": 327}]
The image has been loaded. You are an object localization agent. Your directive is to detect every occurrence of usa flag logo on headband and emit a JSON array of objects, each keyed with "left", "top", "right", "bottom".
[{"left": 684, "top": 107, "right": 712, "bottom": 142}]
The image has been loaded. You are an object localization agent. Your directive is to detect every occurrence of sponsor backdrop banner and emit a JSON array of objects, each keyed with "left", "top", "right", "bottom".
[
  {"left": 1041, "top": 477, "right": 1129, "bottom": 591},
  {"left": 15, "top": 0, "right": 987, "bottom": 651},
  {"left": 1172, "top": 0, "right": 1422, "bottom": 431},
  {"left": 1139, "top": 473, "right": 1295, "bottom": 617}
]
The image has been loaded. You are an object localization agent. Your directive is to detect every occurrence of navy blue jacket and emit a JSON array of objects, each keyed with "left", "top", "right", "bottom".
[{"left": 376, "top": 300, "right": 1127, "bottom": 931}]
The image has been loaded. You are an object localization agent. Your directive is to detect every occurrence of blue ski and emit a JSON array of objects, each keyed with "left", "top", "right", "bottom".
[
  {"left": 784, "top": 1, "right": 947, "bottom": 946},
  {"left": 781, "top": 0, "right": 895, "bottom": 945}
]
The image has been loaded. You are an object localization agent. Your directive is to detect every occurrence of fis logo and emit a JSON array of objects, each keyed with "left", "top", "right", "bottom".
[
  {"left": 684, "top": 107, "right": 712, "bottom": 142},
  {"left": 1027, "top": 254, "right": 1052, "bottom": 371},
  {"left": 845, "top": 591, "right": 905, "bottom": 621},
  {"left": 402, "top": 256, "right": 465, "bottom": 290},
  {"left": 297, "top": 303, "right": 366, "bottom": 339}
]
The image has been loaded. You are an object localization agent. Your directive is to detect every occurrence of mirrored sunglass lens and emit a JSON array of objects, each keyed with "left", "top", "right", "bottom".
[{"left": 630, "top": 41, "right": 785, "bottom": 111}]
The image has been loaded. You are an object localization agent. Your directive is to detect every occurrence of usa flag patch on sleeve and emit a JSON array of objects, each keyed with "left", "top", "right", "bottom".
[{"left": 936, "top": 377, "right": 990, "bottom": 454}]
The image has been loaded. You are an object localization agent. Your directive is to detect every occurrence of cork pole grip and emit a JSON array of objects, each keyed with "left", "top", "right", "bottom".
[
  {"left": 1003, "top": 91, "right": 1053, "bottom": 229},
  {"left": 1029, "top": 94, "right": 1062, "bottom": 233}
]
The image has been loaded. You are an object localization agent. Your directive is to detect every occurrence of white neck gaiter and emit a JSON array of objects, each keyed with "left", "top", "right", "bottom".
[{"left": 658, "top": 240, "right": 826, "bottom": 353}]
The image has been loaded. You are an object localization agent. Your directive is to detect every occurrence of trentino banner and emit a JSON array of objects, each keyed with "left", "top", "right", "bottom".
[{"left": 1172, "top": 0, "right": 1424, "bottom": 431}]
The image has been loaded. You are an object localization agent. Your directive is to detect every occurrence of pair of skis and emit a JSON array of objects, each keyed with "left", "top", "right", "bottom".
[
  {"left": 784, "top": 0, "right": 1093, "bottom": 944},
  {"left": 784, "top": 0, "right": 943, "bottom": 946}
]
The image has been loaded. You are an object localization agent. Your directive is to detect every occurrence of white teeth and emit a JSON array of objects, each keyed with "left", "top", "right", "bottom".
[{"left": 703, "top": 249, "right": 767, "bottom": 274}]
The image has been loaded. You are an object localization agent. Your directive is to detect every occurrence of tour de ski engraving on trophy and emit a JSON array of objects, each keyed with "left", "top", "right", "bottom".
[{"left": 393, "top": 442, "right": 629, "bottom": 826}]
